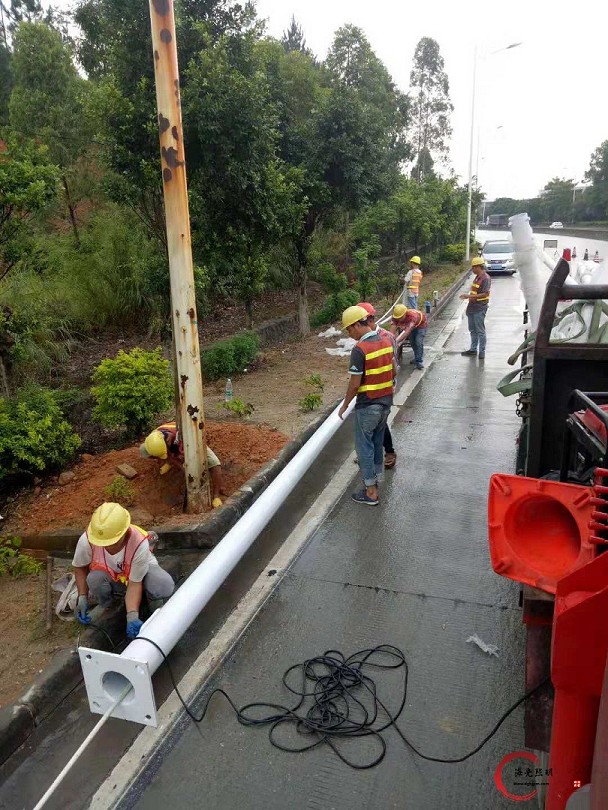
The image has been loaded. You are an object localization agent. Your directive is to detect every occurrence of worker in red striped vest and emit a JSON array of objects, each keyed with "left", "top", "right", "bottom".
[
  {"left": 391, "top": 304, "right": 428, "bottom": 370},
  {"left": 140, "top": 422, "right": 224, "bottom": 508},
  {"left": 460, "top": 256, "right": 491, "bottom": 359},
  {"left": 72, "top": 503, "right": 175, "bottom": 638},
  {"left": 404, "top": 256, "right": 423, "bottom": 308},
  {"left": 338, "top": 306, "right": 394, "bottom": 506}
]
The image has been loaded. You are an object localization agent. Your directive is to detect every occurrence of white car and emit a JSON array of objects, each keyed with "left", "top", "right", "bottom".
[
  {"left": 549, "top": 221, "right": 564, "bottom": 229},
  {"left": 481, "top": 240, "right": 517, "bottom": 275}
]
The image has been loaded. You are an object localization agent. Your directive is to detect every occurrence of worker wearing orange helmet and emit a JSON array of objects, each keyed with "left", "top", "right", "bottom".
[
  {"left": 460, "top": 256, "right": 491, "bottom": 360},
  {"left": 391, "top": 303, "right": 428, "bottom": 370},
  {"left": 140, "top": 422, "right": 224, "bottom": 508},
  {"left": 72, "top": 502, "right": 175, "bottom": 638},
  {"left": 404, "top": 255, "right": 423, "bottom": 308}
]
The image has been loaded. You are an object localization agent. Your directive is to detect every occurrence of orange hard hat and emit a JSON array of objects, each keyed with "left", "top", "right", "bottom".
[{"left": 358, "top": 302, "right": 376, "bottom": 317}]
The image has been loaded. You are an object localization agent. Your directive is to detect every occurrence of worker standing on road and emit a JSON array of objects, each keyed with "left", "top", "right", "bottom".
[
  {"left": 72, "top": 503, "right": 175, "bottom": 638},
  {"left": 338, "top": 306, "right": 394, "bottom": 506},
  {"left": 358, "top": 302, "right": 397, "bottom": 469},
  {"left": 403, "top": 256, "right": 423, "bottom": 308},
  {"left": 140, "top": 422, "right": 224, "bottom": 508},
  {"left": 390, "top": 304, "right": 428, "bottom": 370},
  {"left": 460, "top": 257, "right": 491, "bottom": 360}
]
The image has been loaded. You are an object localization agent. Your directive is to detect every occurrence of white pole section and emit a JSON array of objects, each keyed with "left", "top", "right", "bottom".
[
  {"left": 114, "top": 399, "right": 355, "bottom": 675},
  {"left": 465, "top": 45, "right": 477, "bottom": 263}
]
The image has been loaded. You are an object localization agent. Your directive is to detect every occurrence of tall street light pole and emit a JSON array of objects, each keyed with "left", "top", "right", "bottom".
[{"left": 465, "top": 42, "right": 522, "bottom": 261}]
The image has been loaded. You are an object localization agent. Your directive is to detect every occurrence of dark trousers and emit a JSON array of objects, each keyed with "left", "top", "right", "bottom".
[{"left": 383, "top": 425, "right": 394, "bottom": 454}]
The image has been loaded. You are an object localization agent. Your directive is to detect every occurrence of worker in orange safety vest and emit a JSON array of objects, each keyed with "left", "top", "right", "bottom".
[
  {"left": 338, "top": 306, "right": 394, "bottom": 506},
  {"left": 72, "top": 502, "right": 175, "bottom": 638},
  {"left": 404, "top": 255, "right": 423, "bottom": 308}
]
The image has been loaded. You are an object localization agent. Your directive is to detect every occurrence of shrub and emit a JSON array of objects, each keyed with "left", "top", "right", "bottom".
[
  {"left": 304, "top": 374, "right": 324, "bottom": 392},
  {"left": 0, "top": 386, "right": 81, "bottom": 479},
  {"left": 91, "top": 348, "right": 173, "bottom": 437},
  {"left": 104, "top": 475, "right": 135, "bottom": 506},
  {"left": 0, "top": 537, "right": 43, "bottom": 577},
  {"left": 438, "top": 243, "right": 467, "bottom": 264},
  {"left": 376, "top": 272, "right": 402, "bottom": 296},
  {"left": 299, "top": 393, "right": 322, "bottom": 412},
  {"left": 201, "top": 332, "right": 260, "bottom": 381},
  {"left": 221, "top": 399, "right": 255, "bottom": 417},
  {"left": 311, "top": 289, "right": 360, "bottom": 328}
]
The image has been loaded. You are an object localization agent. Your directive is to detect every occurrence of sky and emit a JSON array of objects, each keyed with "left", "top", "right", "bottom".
[{"left": 254, "top": 0, "right": 608, "bottom": 200}]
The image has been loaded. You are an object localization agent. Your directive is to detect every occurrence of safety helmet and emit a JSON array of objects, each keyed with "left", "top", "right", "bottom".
[
  {"left": 471, "top": 257, "right": 485, "bottom": 267},
  {"left": 357, "top": 302, "right": 376, "bottom": 317},
  {"left": 143, "top": 429, "right": 168, "bottom": 459},
  {"left": 88, "top": 503, "right": 131, "bottom": 547},
  {"left": 393, "top": 304, "right": 407, "bottom": 319},
  {"left": 410, "top": 256, "right": 421, "bottom": 265},
  {"left": 342, "top": 305, "right": 369, "bottom": 330}
]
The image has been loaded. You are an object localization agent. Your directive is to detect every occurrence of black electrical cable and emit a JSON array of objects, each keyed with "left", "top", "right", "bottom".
[{"left": 136, "top": 637, "right": 550, "bottom": 770}]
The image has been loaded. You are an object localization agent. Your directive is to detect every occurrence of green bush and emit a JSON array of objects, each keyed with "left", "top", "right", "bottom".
[
  {"left": 0, "top": 386, "right": 81, "bottom": 480},
  {"left": 304, "top": 374, "right": 324, "bottom": 392},
  {"left": 438, "top": 243, "right": 466, "bottom": 264},
  {"left": 104, "top": 475, "right": 135, "bottom": 506},
  {"left": 221, "top": 398, "right": 255, "bottom": 417},
  {"left": 376, "top": 272, "right": 402, "bottom": 296},
  {"left": 299, "top": 393, "right": 322, "bottom": 412},
  {"left": 201, "top": 332, "right": 260, "bottom": 381},
  {"left": 311, "top": 289, "right": 360, "bottom": 328},
  {"left": 0, "top": 537, "right": 43, "bottom": 577},
  {"left": 91, "top": 347, "right": 173, "bottom": 436}
]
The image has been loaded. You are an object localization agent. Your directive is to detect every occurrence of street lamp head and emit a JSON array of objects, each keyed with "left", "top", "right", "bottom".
[{"left": 506, "top": 42, "right": 522, "bottom": 49}]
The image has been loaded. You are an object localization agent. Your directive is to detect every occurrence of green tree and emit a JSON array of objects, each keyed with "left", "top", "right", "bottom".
[
  {"left": 9, "top": 22, "right": 90, "bottom": 244},
  {"left": 0, "top": 43, "right": 11, "bottom": 118},
  {"left": 409, "top": 37, "right": 453, "bottom": 180},
  {"left": 586, "top": 141, "right": 608, "bottom": 219},
  {"left": 539, "top": 177, "right": 575, "bottom": 223},
  {"left": 281, "top": 15, "right": 310, "bottom": 56},
  {"left": 0, "top": 135, "right": 59, "bottom": 281}
]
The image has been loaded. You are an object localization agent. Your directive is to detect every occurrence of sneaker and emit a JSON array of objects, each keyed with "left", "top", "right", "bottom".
[
  {"left": 478, "top": 354, "right": 485, "bottom": 360},
  {"left": 351, "top": 489, "right": 379, "bottom": 506},
  {"left": 461, "top": 349, "right": 477, "bottom": 356},
  {"left": 416, "top": 363, "right": 424, "bottom": 370},
  {"left": 384, "top": 452, "right": 397, "bottom": 469}
]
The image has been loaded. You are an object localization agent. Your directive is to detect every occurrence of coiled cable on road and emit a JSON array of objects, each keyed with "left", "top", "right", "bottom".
[{"left": 137, "top": 637, "right": 550, "bottom": 770}]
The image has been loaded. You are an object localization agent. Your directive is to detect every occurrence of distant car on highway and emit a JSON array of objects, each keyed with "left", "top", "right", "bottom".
[
  {"left": 549, "top": 221, "right": 564, "bottom": 229},
  {"left": 481, "top": 240, "right": 517, "bottom": 275}
]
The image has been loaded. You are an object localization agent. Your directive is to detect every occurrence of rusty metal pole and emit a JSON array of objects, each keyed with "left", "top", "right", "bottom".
[{"left": 148, "top": 0, "right": 209, "bottom": 512}]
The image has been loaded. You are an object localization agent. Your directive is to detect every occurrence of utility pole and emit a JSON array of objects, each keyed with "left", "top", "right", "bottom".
[{"left": 148, "top": 0, "right": 209, "bottom": 513}]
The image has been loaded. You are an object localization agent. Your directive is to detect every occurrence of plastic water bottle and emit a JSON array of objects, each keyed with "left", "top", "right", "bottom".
[
  {"left": 225, "top": 378, "right": 233, "bottom": 402},
  {"left": 425, "top": 300, "right": 431, "bottom": 314}
]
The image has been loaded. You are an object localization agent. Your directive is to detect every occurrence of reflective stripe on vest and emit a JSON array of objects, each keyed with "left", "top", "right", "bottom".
[
  {"left": 407, "top": 268, "right": 423, "bottom": 293},
  {"left": 356, "top": 335, "right": 394, "bottom": 397},
  {"left": 470, "top": 278, "right": 490, "bottom": 303},
  {"left": 89, "top": 525, "right": 149, "bottom": 585}
]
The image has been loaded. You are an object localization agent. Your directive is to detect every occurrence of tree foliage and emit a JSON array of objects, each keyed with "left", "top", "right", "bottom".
[{"left": 409, "top": 37, "right": 452, "bottom": 180}]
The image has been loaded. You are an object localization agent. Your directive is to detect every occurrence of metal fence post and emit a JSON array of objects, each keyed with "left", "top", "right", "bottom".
[{"left": 148, "top": 0, "right": 209, "bottom": 512}]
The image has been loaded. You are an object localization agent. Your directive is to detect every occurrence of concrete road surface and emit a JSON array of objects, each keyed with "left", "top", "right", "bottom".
[{"left": 114, "top": 274, "right": 533, "bottom": 809}]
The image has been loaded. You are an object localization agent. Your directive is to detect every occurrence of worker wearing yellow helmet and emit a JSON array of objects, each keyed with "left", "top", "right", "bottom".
[
  {"left": 140, "top": 422, "right": 224, "bottom": 508},
  {"left": 460, "top": 256, "right": 491, "bottom": 360},
  {"left": 72, "top": 502, "right": 175, "bottom": 638},
  {"left": 390, "top": 304, "right": 428, "bottom": 370},
  {"left": 338, "top": 305, "right": 394, "bottom": 506},
  {"left": 404, "top": 255, "right": 423, "bottom": 308}
]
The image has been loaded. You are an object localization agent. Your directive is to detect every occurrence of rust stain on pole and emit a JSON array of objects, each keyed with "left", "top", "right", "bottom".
[{"left": 148, "top": 0, "right": 209, "bottom": 512}]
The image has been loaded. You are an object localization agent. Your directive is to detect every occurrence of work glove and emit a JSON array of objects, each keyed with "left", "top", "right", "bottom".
[
  {"left": 160, "top": 463, "right": 171, "bottom": 475},
  {"left": 126, "top": 611, "right": 143, "bottom": 640},
  {"left": 75, "top": 595, "right": 91, "bottom": 625}
]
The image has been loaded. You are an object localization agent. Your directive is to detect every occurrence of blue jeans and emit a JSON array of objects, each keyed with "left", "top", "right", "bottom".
[
  {"left": 467, "top": 308, "right": 488, "bottom": 354},
  {"left": 410, "top": 327, "right": 426, "bottom": 365},
  {"left": 354, "top": 404, "right": 390, "bottom": 487},
  {"left": 406, "top": 293, "right": 418, "bottom": 309}
]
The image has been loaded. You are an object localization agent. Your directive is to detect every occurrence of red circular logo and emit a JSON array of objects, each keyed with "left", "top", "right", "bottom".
[{"left": 494, "top": 751, "right": 539, "bottom": 802}]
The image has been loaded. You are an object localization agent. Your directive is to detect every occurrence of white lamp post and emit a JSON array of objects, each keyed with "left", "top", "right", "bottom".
[{"left": 465, "top": 43, "right": 522, "bottom": 261}]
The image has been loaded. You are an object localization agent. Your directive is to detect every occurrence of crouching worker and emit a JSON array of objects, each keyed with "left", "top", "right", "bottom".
[
  {"left": 141, "top": 422, "right": 224, "bottom": 508},
  {"left": 72, "top": 503, "right": 174, "bottom": 639}
]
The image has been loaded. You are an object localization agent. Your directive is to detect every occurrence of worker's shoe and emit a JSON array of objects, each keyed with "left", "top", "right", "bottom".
[
  {"left": 384, "top": 452, "right": 397, "bottom": 469},
  {"left": 461, "top": 349, "right": 477, "bottom": 356},
  {"left": 416, "top": 363, "right": 424, "bottom": 370},
  {"left": 478, "top": 353, "right": 485, "bottom": 360},
  {"left": 351, "top": 489, "right": 379, "bottom": 506}
]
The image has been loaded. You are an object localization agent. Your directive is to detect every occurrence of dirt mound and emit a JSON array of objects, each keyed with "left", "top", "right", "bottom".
[{"left": 4, "top": 422, "right": 287, "bottom": 535}]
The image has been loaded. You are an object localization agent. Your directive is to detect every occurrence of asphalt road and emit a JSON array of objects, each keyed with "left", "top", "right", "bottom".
[{"left": 117, "top": 274, "right": 533, "bottom": 809}]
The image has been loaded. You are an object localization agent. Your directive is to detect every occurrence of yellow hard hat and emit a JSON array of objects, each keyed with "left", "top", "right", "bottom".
[
  {"left": 393, "top": 304, "right": 407, "bottom": 319},
  {"left": 471, "top": 257, "right": 485, "bottom": 267},
  {"left": 144, "top": 429, "right": 168, "bottom": 459},
  {"left": 341, "top": 305, "right": 369, "bottom": 330},
  {"left": 410, "top": 255, "right": 421, "bottom": 265},
  {"left": 88, "top": 502, "right": 131, "bottom": 547}
]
